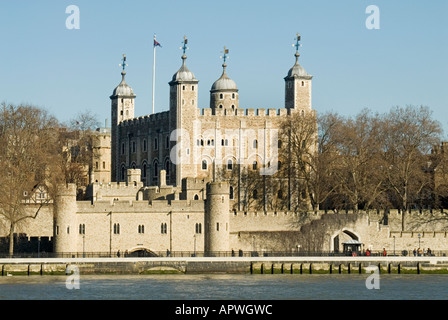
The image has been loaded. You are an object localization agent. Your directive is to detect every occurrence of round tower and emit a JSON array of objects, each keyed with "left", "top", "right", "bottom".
[
  {"left": 205, "top": 181, "right": 230, "bottom": 255},
  {"left": 210, "top": 47, "right": 239, "bottom": 112},
  {"left": 54, "top": 184, "right": 78, "bottom": 254}
]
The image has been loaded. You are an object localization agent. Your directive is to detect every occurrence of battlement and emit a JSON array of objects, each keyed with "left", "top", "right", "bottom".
[
  {"left": 199, "top": 107, "right": 288, "bottom": 118},
  {"left": 120, "top": 111, "right": 170, "bottom": 127}
]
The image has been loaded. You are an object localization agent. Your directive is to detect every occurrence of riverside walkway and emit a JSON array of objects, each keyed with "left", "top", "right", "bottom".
[{"left": 1, "top": 256, "right": 448, "bottom": 275}]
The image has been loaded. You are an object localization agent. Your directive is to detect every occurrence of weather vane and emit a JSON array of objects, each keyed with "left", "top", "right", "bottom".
[
  {"left": 180, "top": 36, "right": 188, "bottom": 55},
  {"left": 119, "top": 54, "right": 128, "bottom": 71},
  {"left": 293, "top": 33, "right": 301, "bottom": 53},
  {"left": 220, "top": 46, "right": 229, "bottom": 64}
]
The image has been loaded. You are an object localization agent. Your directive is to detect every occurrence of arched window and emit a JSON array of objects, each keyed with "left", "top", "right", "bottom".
[
  {"left": 227, "top": 159, "right": 233, "bottom": 170},
  {"left": 153, "top": 160, "right": 159, "bottom": 177},
  {"left": 165, "top": 159, "right": 170, "bottom": 176},
  {"left": 165, "top": 135, "right": 170, "bottom": 149},
  {"left": 142, "top": 162, "right": 147, "bottom": 178},
  {"left": 219, "top": 93, "right": 223, "bottom": 99},
  {"left": 154, "top": 138, "right": 158, "bottom": 150},
  {"left": 194, "top": 194, "right": 199, "bottom": 200},
  {"left": 253, "top": 190, "right": 258, "bottom": 199},
  {"left": 202, "top": 160, "right": 208, "bottom": 170},
  {"left": 138, "top": 225, "right": 145, "bottom": 234},
  {"left": 143, "top": 139, "right": 147, "bottom": 152},
  {"left": 229, "top": 186, "right": 234, "bottom": 200}
]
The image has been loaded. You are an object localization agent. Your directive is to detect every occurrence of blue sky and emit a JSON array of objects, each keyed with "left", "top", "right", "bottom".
[{"left": 1, "top": 1, "right": 447, "bottom": 134}]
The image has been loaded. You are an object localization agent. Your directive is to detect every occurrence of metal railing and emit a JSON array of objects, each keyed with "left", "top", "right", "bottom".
[{"left": 0, "top": 250, "right": 446, "bottom": 259}]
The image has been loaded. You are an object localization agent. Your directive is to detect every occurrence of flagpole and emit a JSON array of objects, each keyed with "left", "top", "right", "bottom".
[{"left": 152, "top": 35, "right": 157, "bottom": 115}]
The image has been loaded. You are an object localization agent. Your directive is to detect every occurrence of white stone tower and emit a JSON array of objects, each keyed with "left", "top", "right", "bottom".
[
  {"left": 110, "top": 54, "right": 136, "bottom": 182},
  {"left": 204, "top": 181, "right": 230, "bottom": 255},
  {"left": 210, "top": 46, "right": 239, "bottom": 113},
  {"left": 54, "top": 184, "right": 78, "bottom": 254},
  {"left": 285, "top": 33, "right": 313, "bottom": 113},
  {"left": 168, "top": 36, "right": 199, "bottom": 186}
]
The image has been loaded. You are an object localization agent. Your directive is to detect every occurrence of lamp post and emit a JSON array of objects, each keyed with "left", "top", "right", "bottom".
[
  {"left": 418, "top": 233, "right": 421, "bottom": 249},
  {"left": 393, "top": 236, "right": 396, "bottom": 256},
  {"left": 193, "top": 234, "right": 196, "bottom": 257}
]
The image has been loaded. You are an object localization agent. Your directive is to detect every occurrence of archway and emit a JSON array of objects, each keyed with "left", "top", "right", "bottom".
[
  {"left": 330, "top": 228, "right": 361, "bottom": 253},
  {"left": 126, "top": 247, "right": 158, "bottom": 257}
]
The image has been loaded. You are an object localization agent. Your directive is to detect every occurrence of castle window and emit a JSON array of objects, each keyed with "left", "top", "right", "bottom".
[
  {"left": 194, "top": 194, "right": 199, "bottom": 200},
  {"left": 183, "top": 85, "right": 186, "bottom": 91},
  {"left": 154, "top": 138, "right": 158, "bottom": 150},
  {"left": 232, "top": 93, "right": 235, "bottom": 99},
  {"left": 79, "top": 224, "right": 85, "bottom": 235},
  {"left": 142, "top": 162, "right": 147, "bottom": 178},
  {"left": 153, "top": 161, "right": 159, "bottom": 177},
  {"left": 202, "top": 160, "right": 208, "bottom": 170},
  {"left": 253, "top": 140, "right": 258, "bottom": 149},
  {"left": 216, "top": 223, "right": 219, "bottom": 231},
  {"left": 301, "top": 81, "right": 305, "bottom": 87},
  {"left": 165, "top": 159, "right": 170, "bottom": 175},
  {"left": 278, "top": 140, "right": 282, "bottom": 149},
  {"left": 227, "top": 159, "right": 233, "bottom": 170},
  {"left": 165, "top": 135, "right": 170, "bottom": 149},
  {"left": 252, "top": 161, "right": 258, "bottom": 170},
  {"left": 195, "top": 223, "right": 202, "bottom": 234},
  {"left": 192, "top": 85, "right": 195, "bottom": 91},
  {"left": 132, "top": 141, "right": 136, "bottom": 153},
  {"left": 138, "top": 225, "right": 145, "bottom": 234},
  {"left": 278, "top": 190, "right": 283, "bottom": 200},
  {"left": 219, "top": 105, "right": 223, "bottom": 109},
  {"left": 103, "top": 161, "right": 106, "bottom": 169},
  {"left": 161, "top": 223, "right": 167, "bottom": 234},
  {"left": 121, "top": 143, "right": 125, "bottom": 155},
  {"left": 143, "top": 139, "right": 147, "bottom": 152},
  {"left": 113, "top": 223, "right": 120, "bottom": 235},
  {"left": 219, "top": 94, "right": 223, "bottom": 99},
  {"left": 95, "top": 162, "right": 99, "bottom": 170},
  {"left": 230, "top": 186, "right": 234, "bottom": 200},
  {"left": 121, "top": 165, "right": 126, "bottom": 181}
]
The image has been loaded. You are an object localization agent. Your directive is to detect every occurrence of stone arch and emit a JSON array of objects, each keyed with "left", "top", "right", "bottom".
[
  {"left": 126, "top": 246, "right": 158, "bottom": 257},
  {"left": 330, "top": 228, "right": 361, "bottom": 253}
]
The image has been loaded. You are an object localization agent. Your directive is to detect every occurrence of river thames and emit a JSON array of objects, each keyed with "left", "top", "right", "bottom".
[{"left": 0, "top": 273, "right": 447, "bottom": 300}]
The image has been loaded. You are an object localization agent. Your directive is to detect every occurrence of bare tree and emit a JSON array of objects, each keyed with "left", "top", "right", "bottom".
[{"left": 0, "top": 103, "right": 60, "bottom": 255}]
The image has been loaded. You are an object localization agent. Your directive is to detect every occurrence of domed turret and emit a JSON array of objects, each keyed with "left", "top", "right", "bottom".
[
  {"left": 210, "top": 47, "right": 239, "bottom": 112},
  {"left": 171, "top": 54, "right": 197, "bottom": 82},
  {"left": 285, "top": 51, "right": 312, "bottom": 80},
  {"left": 111, "top": 71, "right": 136, "bottom": 97}
]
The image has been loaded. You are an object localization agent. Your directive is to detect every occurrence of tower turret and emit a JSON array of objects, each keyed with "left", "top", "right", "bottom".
[
  {"left": 205, "top": 181, "right": 230, "bottom": 255},
  {"left": 210, "top": 47, "right": 239, "bottom": 113},
  {"left": 169, "top": 36, "right": 199, "bottom": 186},
  {"left": 54, "top": 184, "right": 78, "bottom": 254},
  {"left": 110, "top": 54, "right": 136, "bottom": 182},
  {"left": 285, "top": 33, "right": 313, "bottom": 113}
]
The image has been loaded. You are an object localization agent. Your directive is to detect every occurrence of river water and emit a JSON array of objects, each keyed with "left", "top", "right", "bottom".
[{"left": 0, "top": 274, "right": 447, "bottom": 300}]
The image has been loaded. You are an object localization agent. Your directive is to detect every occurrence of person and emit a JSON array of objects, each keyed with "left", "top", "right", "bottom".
[
  {"left": 413, "top": 248, "right": 417, "bottom": 256},
  {"left": 366, "top": 249, "right": 370, "bottom": 256},
  {"left": 117, "top": 250, "right": 120, "bottom": 258},
  {"left": 417, "top": 248, "right": 422, "bottom": 256},
  {"left": 427, "top": 248, "right": 432, "bottom": 256},
  {"left": 382, "top": 248, "right": 387, "bottom": 256}
]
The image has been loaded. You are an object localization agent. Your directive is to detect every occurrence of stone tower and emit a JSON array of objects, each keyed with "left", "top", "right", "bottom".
[
  {"left": 110, "top": 54, "right": 136, "bottom": 182},
  {"left": 205, "top": 181, "right": 230, "bottom": 254},
  {"left": 168, "top": 37, "right": 199, "bottom": 186},
  {"left": 210, "top": 47, "right": 239, "bottom": 113},
  {"left": 54, "top": 184, "right": 78, "bottom": 253},
  {"left": 284, "top": 34, "right": 312, "bottom": 113}
]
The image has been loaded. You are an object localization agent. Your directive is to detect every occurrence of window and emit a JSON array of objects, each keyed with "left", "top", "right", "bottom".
[
  {"left": 278, "top": 140, "right": 282, "bottom": 149},
  {"left": 216, "top": 223, "right": 220, "bottom": 231},
  {"left": 95, "top": 162, "right": 99, "bottom": 170},
  {"left": 301, "top": 81, "right": 305, "bottom": 87},
  {"left": 183, "top": 85, "right": 186, "bottom": 91},
  {"left": 103, "top": 161, "right": 106, "bottom": 169},
  {"left": 79, "top": 224, "right": 85, "bottom": 235},
  {"left": 143, "top": 139, "right": 147, "bottom": 152},
  {"left": 277, "top": 190, "right": 283, "bottom": 200},
  {"left": 232, "top": 93, "right": 235, "bottom": 99},
  {"left": 192, "top": 85, "right": 195, "bottom": 91},
  {"left": 138, "top": 225, "right": 145, "bottom": 234},
  {"left": 194, "top": 194, "right": 199, "bottom": 200},
  {"left": 227, "top": 159, "right": 233, "bottom": 170},
  {"left": 153, "top": 161, "right": 159, "bottom": 177},
  {"left": 165, "top": 135, "right": 170, "bottom": 149},
  {"left": 202, "top": 160, "right": 208, "bottom": 170},
  {"left": 113, "top": 223, "right": 120, "bottom": 235},
  {"left": 252, "top": 161, "right": 258, "bottom": 170},
  {"left": 195, "top": 223, "right": 202, "bottom": 234},
  {"left": 161, "top": 223, "right": 167, "bottom": 234},
  {"left": 121, "top": 165, "right": 126, "bottom": 181},
  {"left": 219, "top": 94, "right": 223, "bottom": 99},
  {"left": 253, "top": 140, "right": 258, "bottom": 149},
  {"left": 121, "top": 143, "right": 125, "bottom": 155},
  {"left": 142, "top": 162, "right": 147, "bottom": 178},
  {"left": 132, "top": 141, "right": 136, "bottom": 153},
  {"left": 165, "top": 159, "right": 170, "bottom": 176},
  {"left": 229, "top": 186, "right": 234, "bottom": 200},
  {"left": 154, "top": 138, "right": 158, "bottom": 150}
]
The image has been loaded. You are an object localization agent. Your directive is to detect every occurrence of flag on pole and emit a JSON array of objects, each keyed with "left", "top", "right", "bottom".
[{"left": 154, "top": 39, "right": 162, "bottom": 47}]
